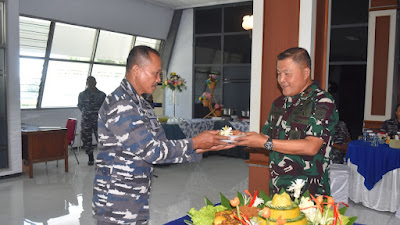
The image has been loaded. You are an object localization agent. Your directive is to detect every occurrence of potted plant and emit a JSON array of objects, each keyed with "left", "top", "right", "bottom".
[
  {"left": 206, "top": 74, "right": 219, "bottom": 90},
  {"left": 199, "top": 92, "right": 211, "bottom": 107},
  {"left": 214, "top": 104, "right": 223, "bottom": 117}
]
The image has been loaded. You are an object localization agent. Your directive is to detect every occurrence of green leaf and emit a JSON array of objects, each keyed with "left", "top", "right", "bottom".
[
  {"left": 204, "top": 197, "right": 213, "bottom": 206},
  {"left": 184, "top": 219, "right": 193, "bottom": 225},
  {"left": 259, "top": 190, "right": 271, "bottom": 202},
  {"left": 347, "top": 216, "right": 358, "bottom": 225},
  {"left": 237, "top": 192, "right": 245, "bottom": 206},
  {"left": 339, "top": 206, "right": 347, "bottom": 215},
  {"left": 220, "top": 193, "right": 232, "bottom": 210},
  {"left": 302, "top": 190, "right": 310, "bottom": 198}
]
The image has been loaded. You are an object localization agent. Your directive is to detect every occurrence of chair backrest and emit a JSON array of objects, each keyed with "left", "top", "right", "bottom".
[{"left": 66, "top": 118, "right": 77, "bottom": 145}]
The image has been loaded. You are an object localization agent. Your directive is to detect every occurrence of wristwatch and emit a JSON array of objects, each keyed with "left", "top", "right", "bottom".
[{"left": 264, "top": 137, "right": 273, "bottom": 151}]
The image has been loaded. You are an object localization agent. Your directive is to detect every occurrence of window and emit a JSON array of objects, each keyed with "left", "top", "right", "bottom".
[
  {"left": 50, "top": 23, "right": 96, "bottom": 61},
  {"left": 41, "top": 61, "right": 89, "bottom": 108},
  {"left": 328, "top": 0, "right": 369, "bottom": 139},
  {"left": 91, "top": 64, "right": 125, "bottom": 95},
  {"left": 20, "top": 17, "right": 50, "bottom": 57},
  {"left": 193, "top": 2, "right": 252, "bottom": 118},
  {"left": 95, "top": 31, "right": 133, "bottom": 64},
  {"left": 19, "top": 16, "right": 164, "bottom": 109},
  {"left": 19, "top": 58, "right": 44, "bottom": 108}
]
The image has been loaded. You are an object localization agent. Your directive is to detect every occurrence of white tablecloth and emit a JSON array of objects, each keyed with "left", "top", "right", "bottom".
[{"left": 348, "top": 160, "right": 400, "bottom": 214}]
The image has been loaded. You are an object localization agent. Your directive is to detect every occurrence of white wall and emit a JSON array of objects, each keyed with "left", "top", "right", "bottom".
[
  {"left": 19, "top": 0, "right": 174, "bottom": 39},
  {"left": 1, "top": 0, "right": 22, "bottom": 177},
  {"left": 165, "top": 9, "right": 194, "bottom": 119}
]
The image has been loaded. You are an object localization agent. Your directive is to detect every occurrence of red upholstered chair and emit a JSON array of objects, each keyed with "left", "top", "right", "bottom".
[{"left": 66, "top": 118, "right": 79, "bottom": 164}]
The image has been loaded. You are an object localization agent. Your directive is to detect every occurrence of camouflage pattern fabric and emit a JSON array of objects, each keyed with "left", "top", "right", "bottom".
[
  {"left": 330, "top": 121, "right": 350, "bottom": 164},
  {"left": 380, "top": 118, "right": 400, "bottom": 136},
  {"left": 78, "top": 88, "right": 106, "bottom": 154},
  {"left": 261, "top": 82, "right": 338, "bottom": 197},
  {"left": 92, "top": 79, "right": 199, "bottom": 224}
]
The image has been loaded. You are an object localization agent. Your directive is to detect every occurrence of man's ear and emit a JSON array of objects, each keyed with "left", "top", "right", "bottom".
[
  {"left": 303, "top": 67, "right": 311, "bottom": 80},
  {"left": 130, "top": 65, "right": 140, "bottom": 77}
]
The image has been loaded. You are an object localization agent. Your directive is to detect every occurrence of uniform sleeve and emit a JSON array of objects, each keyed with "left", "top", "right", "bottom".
[
  {"left": 103, "top": 100, "right": 198, "bottom": 164},
  {"left": 380, "top": 120, "right": 389, "bottom": 133},
  {"left": 77, "top": 92, "right": 84, "bottom": 110},
  {"left": 305, "top": 93, "right": 338, "bottom": 140}
]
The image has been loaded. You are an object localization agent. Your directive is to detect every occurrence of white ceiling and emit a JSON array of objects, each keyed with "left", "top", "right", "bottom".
[{"left": 144, "top": 0, "right": 251, "bottom": 9}]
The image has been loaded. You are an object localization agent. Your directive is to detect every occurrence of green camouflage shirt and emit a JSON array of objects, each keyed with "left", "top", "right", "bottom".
[{"left": 261, "top": 82, "right": 338, "bottom": 197}]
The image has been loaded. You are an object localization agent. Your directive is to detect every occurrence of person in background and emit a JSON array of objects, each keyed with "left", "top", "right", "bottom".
[
  {"left": 92, "top": 46, "right": 234, "bottom": 225},
  {"left": 235, "top": 47, "right": 338, "bottom": 197},
  {"left": 78, "top": 76, "right": 106, "bottom": 165},
  {"left": 330, "top": 120, "right": 351, "bottom": 164},
  {"left": 380, "top": 104, "right": 400, "bottom": 136}
]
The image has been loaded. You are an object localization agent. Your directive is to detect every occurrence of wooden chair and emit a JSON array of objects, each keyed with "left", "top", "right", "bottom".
[{"left": 363, "top": 120, "right": 383, "bottom": 133}]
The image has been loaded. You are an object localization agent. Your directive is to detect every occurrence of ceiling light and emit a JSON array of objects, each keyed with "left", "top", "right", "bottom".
[{"left": 242, "top": 15, "right": 253, "bottom": 30}]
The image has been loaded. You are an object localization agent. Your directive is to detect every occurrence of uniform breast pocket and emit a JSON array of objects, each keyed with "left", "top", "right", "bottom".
[
  {"left": 287, "top": 101, "right": 313, "bottom": 139},
  {"left": 148, "top": 117, "right": 161, "bottom": 132}
]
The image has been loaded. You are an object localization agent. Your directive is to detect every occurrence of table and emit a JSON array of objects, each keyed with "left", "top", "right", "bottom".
[
  {"left": 22, "top": 126, "right": 68, "bottom": 178},
  {"left": 346, "top": 140, "right": 400, "bottom": 213},
  {"left": 163, "top": 119, "right": 250, "bottom": 159}
]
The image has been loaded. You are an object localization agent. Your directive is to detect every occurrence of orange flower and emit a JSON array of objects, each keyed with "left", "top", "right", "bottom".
[
  {"left": 230, "top": 197, "right": 240, "bottom": 207},
  {"left": 325, "top": 195, "right": 335, "bottom": 209},
  {"left": 261, "top": 207, "right": 271, "bottom": 218},
  {"left": 310, "top": 194, "right": 324, "bottom": 213},
  {"left": 276, "top": 216, "right": 287, "bottom": 225}
]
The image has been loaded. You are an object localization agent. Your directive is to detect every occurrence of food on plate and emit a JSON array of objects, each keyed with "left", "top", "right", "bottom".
[
  {"left": 213, "top": 211, "right": 239, "bottom": 225},
  {"left": 185, "top": 185, "right": 357, "bottom": 225},
  {"left": 219, "top": 125, "right": 240, "bottom": 136},
  {"left": 188, "top": 205, "right": 227, "bottom": 225}
]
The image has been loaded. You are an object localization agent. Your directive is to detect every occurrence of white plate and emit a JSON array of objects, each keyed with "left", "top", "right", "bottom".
[{"left": 221, "top": 135, "right": 243, "bottom": 143}]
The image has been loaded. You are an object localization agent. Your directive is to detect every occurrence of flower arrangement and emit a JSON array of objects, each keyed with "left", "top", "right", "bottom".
[
  {"left": 185, "top": 180, "right": 358, "bottom": 225},
  {"left": 206, "top": 74, "right": 219, "bottom": 85},
  {"left": 214, "top": 104, "right": 223, "bottom": 110},
  {"left": 161, "top": 72, "right": 187, "bottom": 92},
  {"left": 199, "top": 92, "right": 211, "bottom": 101}
]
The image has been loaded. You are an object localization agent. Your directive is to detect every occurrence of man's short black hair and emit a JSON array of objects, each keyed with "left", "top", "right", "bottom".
[
  {"left": 126, "top": 45, "right": 160, "bottom": 72},
  {"left": 277, "top": 47, "right": 311, "bottom": 70}
]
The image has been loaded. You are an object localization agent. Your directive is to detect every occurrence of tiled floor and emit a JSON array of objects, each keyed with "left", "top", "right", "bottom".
[{"left": 0, "top": 151, "right": 399, "bottom": 225}]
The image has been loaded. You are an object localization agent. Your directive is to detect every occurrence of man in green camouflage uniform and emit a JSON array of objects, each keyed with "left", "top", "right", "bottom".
[
  {"left": 236, "top": 47, "right": 338, "bottom": 197},
  {"left": 78, "top": 76, "right": 106, "bottom": 165}
]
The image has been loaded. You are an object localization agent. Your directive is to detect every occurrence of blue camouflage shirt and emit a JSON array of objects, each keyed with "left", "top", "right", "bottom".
[{"left": 92, "top": 78, "right": 198, "bottom": 224}]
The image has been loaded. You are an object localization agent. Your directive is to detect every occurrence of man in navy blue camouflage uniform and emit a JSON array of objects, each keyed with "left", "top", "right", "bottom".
[
  {"left": 380, "top": 104, "right": 400, "bottom": 136},
  {"left": 78, "top": 76, "right": 106, "bottom": 165},
  {"left": 92, "top": 46, "right": 234, "bottom": 224}
]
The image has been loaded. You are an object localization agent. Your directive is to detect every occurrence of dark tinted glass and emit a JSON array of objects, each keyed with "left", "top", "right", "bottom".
[
  {"left": 223, "top": 82, "right": 250, "bottom": 112},
  {"left": 331, "top": 0, "right": 368, "bottom": 25},
  {"left": 224, "top": 4, "right": 253, "bottom": 32},
  {"left": 328, "top": 65, "right": 366, "bottom": 139},
  {"left": 195, "top": 36, "right": 221, "bottom": 64},
  {"left": 223, "top": 65, "right": 251, "bottom": 80},
  {"left": 195, "top": 8, "right": 222, "bottom": 34},
  {"left": 330, "top": 27, "right": 368, "bottom": 61},
  {"left": 224, "top": 34, "right": 251, "bottom": 64}
]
